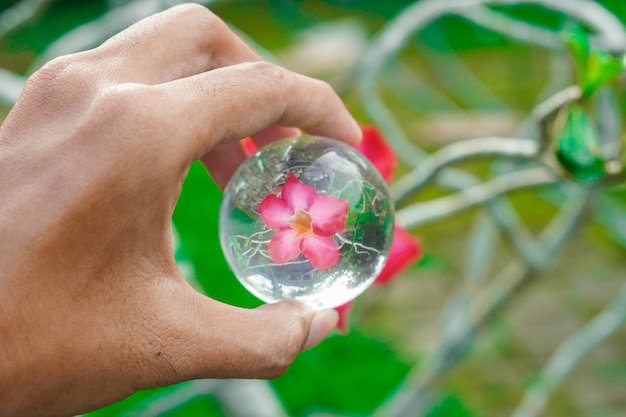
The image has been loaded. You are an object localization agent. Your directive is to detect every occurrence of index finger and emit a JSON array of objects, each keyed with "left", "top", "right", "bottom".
[
  {"left": 201, "top": 127, "right": 301, "bottom": 190},
  {"left": 157, "top": 61, "right": 361, "bottom": 166}
]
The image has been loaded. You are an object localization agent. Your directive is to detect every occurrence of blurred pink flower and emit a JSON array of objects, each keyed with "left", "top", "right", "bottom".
[
  {"left": 335, "top": 303, "right": 354, "bottom": 333},
  {"left": 356, "top": 126, "right": 397, "bottom": 183},
  {"left": 258, "top": 174, "right": 348, "bottom": 270},
  {"left": 241, "top": 137, "right": 257, "bottom": 156},
  {"left": 336, "top": 126, "right": 422, "bottom": 333},
  {"left": 374, "top": 225, "right": 421, "bottom": 286}
]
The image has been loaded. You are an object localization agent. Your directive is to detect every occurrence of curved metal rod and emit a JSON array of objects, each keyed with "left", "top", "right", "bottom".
[
  {"left": 396, "top": 167, "right": 558, "bottom": 229},
  {"left": 391, "top": 137, "right": 540, "bottom": 204}
]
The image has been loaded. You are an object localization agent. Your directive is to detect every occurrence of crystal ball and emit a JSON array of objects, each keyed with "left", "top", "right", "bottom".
[{"left": 219, "top": 135, "right": 394, "bottom": 309}]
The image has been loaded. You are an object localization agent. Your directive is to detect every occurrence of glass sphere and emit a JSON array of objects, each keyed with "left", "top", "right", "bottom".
[{"left": 219, "top": 135, "right": 394, "bottom": 309}]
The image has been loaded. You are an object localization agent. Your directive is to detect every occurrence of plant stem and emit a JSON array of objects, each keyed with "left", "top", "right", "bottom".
[
  {"left": 0, "top": 0, "right": 54, "bottom": 39},
  {"left": 0, "top": 69, "right": 25, "bottom": 107},
  {"left": 375, "top": 186, "right": 593, "bottom": 417},
  {"left": 396, "top": 167, "right": 557, "bottom": 229},
  {"left": 510, "top": 282, "right": 626, "bottom": 417},
  {"left": 391, "top": 137, "right": 540, "bottom": 204},
  {"left": 462, "top": 6, "right": 562, "bottom": 49}
]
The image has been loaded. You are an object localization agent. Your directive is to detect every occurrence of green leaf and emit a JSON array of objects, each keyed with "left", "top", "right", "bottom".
[
  {"left": 564, "top": 29, "right": 590, "bottom": 86},
  {"left": 426, "top": 394, "right": 476, "bottom": 417},
  {"left": 555, "top": 106, "right": 606, "bottom": 183},
  {"left": 563, "top": 28, "right": 624, "bottom": 97},
  {"left": 272, "top": 332, "right": 412, "bottom": 415},
  {"left": 584, "top": 50, "right": 624, "bottom": 97},
  {"left": 172, "top": 162, "right": 260, "bottom": 307},
  {"left": 86, "top": 383, "right": 224, "bottom": 417}
]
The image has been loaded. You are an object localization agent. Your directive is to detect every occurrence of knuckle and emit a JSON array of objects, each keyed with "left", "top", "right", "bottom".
[
  {"left": 263, "top": 61, "right": 289, "bottom": 83},
  {"left": 28, "top": 56, "right": 75, "bottom": 88},
  {"left": 24, "top": 54, "right": 94, "bottom": 103},
  {"left": 83, "top": 84, "right": 166, "bottom": 154},
  {"left": 260, "top": 313, "right": 308, "bottom": 379},
  {"left": 317, "top": 79, "right": 337, "bottom": 97},
  {"left": 165, "top": 4, "right": 231, "bottom": 57},
  {"left": 18, "top": 54, "right": 102, "bottom": 131},
  {"left": 169, "top": 2, "right": 213, "bottom": 18},
  {"left": 311, "top": 78, "right": 338, "bottom": 105},
  {"left": 250, "top": 61, "right": 290, "bottom": 89},
  {"left": 168, "top": 3, "right": 220, "bottom": 30},
  {"left": 94, "top": 84, "right": 155, "bottom": 122}
]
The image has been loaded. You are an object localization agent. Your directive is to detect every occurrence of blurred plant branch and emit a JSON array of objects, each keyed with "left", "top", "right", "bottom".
[
  {"left": 391, "top": 137, "right": 541, "bottom": 204},
  {"left": 0, "top": 0, "right": 54, "bottom": 38},
  {"left": 0, "top": 68, "right": 25, "bottom": 107},
  {"left": 0, "top": 0, "right": 217, "bottom": 103},
  {"left": 356, "top": 0, "right": 625, "bottom": 168},
  {"left": 356, "top": 2, "right": 624, "bottom": 414},
  {"left": 28, "top": 0, "right": 213, "bottom": 73},
  {"left": 462, "top": 6, "right": 562, "bottom": 50},
  {"left": 396, "top": 167, "right": 557, "bottom": 229},
  {"left": 77, "top": 379, "right": 289, "bottom": 417},
  {"left": 510, "top": 282, "right": 626, "bottom": 417},
  {"left": 463, "top": 210, "right": 499, "bottom": 287},
  {"left": 593, "top": 193, "right": 626, "bottom": 249},
  {"left": 533, "top": 85, "right": 582, "bottom": 153},
  {"left": 375, "top": 186, "right": 593, "bottom": 417}
]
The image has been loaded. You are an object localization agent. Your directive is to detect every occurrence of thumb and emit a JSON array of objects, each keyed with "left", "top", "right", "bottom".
[
  {"left": 141, "top": 288, "right": 338, "bottom": 387},
  {"left": 257, "top": 301, "right": 340, "bottom": 353}
]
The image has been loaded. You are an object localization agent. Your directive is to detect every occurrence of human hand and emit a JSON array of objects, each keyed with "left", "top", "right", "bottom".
[{"left": 0, "top": 4, "right": 360, "bottom": 416}]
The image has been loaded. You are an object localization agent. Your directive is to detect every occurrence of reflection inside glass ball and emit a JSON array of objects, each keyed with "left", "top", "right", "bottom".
[{"left": 219, "top": 136, "right": 394, "bottom": 309}]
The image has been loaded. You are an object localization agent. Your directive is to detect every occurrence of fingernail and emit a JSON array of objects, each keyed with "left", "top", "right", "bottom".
[{"left": 302, "top": 309, "right": 339, "bottom": 351}]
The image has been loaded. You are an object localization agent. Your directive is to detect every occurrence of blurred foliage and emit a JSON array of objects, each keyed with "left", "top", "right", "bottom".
[
  {"left": 273, "top": 332, "right": 412, "bottom": 415},
  {"left": 173, "top": 162, "right": 260, "bottom": 308},
  {"left": 1, "top": 1, "right": 626, "bottom": 417},
  {"left": 556, "top": 105, "right": 606, "bottom": 183}
]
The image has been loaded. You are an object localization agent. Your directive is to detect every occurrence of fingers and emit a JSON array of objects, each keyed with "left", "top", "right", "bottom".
[
  {"left": 27, "top": 5, "right": 360, "bottom": 189},
  {"left": 96, "top": 4, "right": 260, "bottom": 85},
  {"left": 200, "top": 141, "right": 248, "bottom": 190},
  {"left": 250, "top": 126, "right": 302, "bottom": 150},
  {"left": 139, "top": 287, "right": 338, "bottom": 387},
  {"left": 201, "top": 126, "right": 301, "bottom": 189},
  {"left": 158, "top": 61, "right": 361, "bottom": 166}
]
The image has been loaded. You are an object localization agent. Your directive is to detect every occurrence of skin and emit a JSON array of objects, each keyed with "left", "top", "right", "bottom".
[{"left": 0, "top": 4, "right": 361, "bottom": 416}]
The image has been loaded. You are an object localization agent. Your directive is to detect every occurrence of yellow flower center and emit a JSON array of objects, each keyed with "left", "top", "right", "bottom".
[{"left": 290, "top": 209, "right": 313, "bottom": 238}]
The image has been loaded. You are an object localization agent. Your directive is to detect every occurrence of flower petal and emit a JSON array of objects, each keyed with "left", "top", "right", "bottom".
[
  {"left": 356, "top": 126, "right": 397, "bottom": 183},
  {"left": 281, "top": 174, "right": 316, "bottom": 211},
  {"left": 334, "top": 302, "right": 353, "bottom": 334},
  {"left": 308, "top": 194, "right": 349, "bottom": 236},
  {"left": 258, "top": 194, "right": 293, "bottom": 230},
  {"left": 374, "top": 224, "right": 422, "bottom": 285},
  {"left": 301, "top": 234, "right": 340, "bottom": 270},
  {"left": 240, "top": 137, "right": 257, "bottom": 156},
  {"left": 267, "top": 229, "right": 302, "bottom": 264}
]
